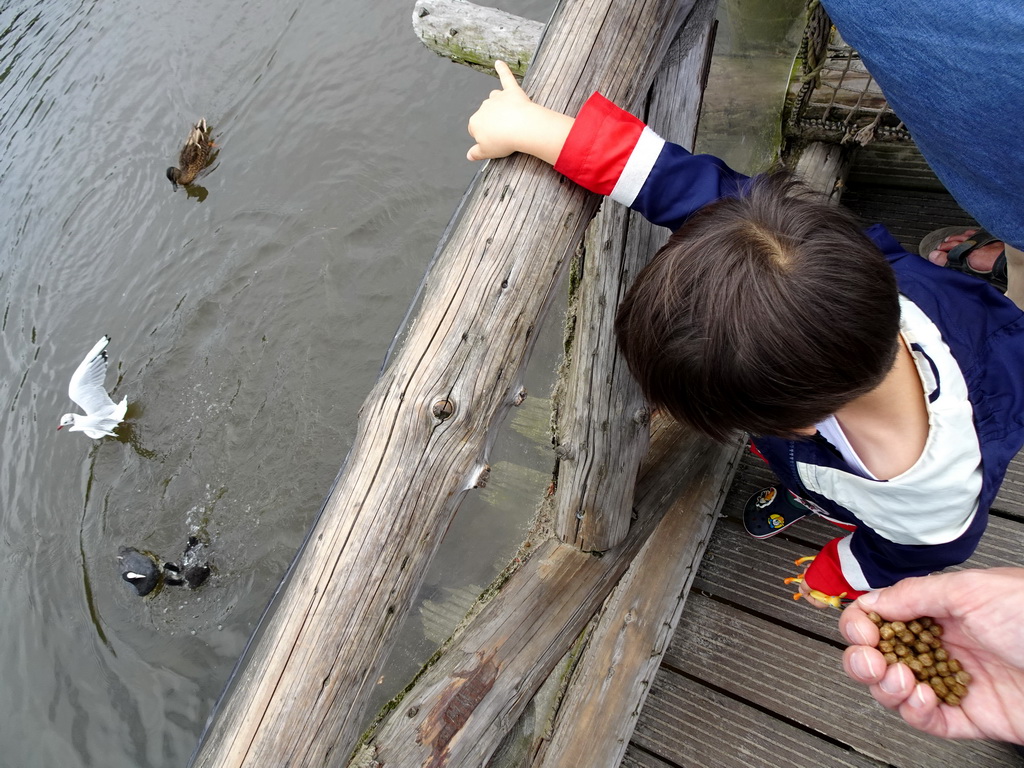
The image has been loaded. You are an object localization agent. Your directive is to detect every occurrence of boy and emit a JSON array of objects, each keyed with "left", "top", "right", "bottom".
[{"left": 466, "top": 61, "right": 1024, "bottom": 606}]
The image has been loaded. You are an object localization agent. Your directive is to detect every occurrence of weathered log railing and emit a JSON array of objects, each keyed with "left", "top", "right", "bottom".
[
  {"left": 361, "top": 2, "right": 731, "bottom": 766},
  {"left": 190, "top": 0, "right": 713, "bottom": 765}
]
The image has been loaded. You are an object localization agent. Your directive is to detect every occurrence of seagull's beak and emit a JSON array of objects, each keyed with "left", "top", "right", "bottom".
[{"left": 56, "top": 425, "right": 63, "bottom": 431}]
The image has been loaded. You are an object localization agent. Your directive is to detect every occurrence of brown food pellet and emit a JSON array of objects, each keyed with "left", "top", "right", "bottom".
[{"left": 869, "top": 615, "right": 968, "bottom": 705}]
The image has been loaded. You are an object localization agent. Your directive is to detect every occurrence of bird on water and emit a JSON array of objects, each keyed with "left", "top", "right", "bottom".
[
  {"left": 57, "top": 335, "right": 127, "bottom": 439},
  {"left": 166, "top": 118, "right": 214, "bottom": 187}
]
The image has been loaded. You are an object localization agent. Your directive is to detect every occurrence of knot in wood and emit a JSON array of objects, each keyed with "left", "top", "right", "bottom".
[
  {"left": 432, "top": 398, "right": 456, "bottom": 420},
  {"left": 448, "top": 27, "right": 458, "bottom": 36},
  {"left": 417, "top": 6, "right": 429, "bottom": 17},
  {"left": 512, "top": 387, "right": 527, "bottom": 406}
]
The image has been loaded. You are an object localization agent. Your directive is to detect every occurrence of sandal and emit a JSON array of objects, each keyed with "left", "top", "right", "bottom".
[{"left": 918, "top": 226, "right": 1007, "bottom": 293}]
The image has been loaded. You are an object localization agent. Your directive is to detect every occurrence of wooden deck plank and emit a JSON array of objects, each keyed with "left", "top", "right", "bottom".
[
  {"left": 995, "top": 452, "right": 1024, "bottom": 520},
  {"left": 621, "top": 746, "right": 677, "bottom": 768},
  {"left": 663, "top": 593, "right": 1019, "bottom": 768},
  {"left": 841, "top": 182, "right": 977, "bottom": 255},
  {"left": 633, "top": 672, "right": 886, "bottom": 768}
]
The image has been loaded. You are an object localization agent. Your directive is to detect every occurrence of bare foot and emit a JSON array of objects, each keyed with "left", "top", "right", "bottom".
[{"left": 927, "top": 229, "right": 1004, "bottom": 272}]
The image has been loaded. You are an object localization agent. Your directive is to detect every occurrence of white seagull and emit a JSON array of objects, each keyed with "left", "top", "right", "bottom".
[{"left": 57, "top": 335, "right": 128, "bottom": 439}]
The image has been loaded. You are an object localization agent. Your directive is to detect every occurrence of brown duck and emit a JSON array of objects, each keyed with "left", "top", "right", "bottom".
[{"left": 166, "top": 118, "right": 214, "bottom": 187}]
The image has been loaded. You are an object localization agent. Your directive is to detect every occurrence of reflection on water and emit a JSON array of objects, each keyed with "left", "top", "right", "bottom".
[{"left": 0, "top": 0, "right": 800, "bottom": 764}]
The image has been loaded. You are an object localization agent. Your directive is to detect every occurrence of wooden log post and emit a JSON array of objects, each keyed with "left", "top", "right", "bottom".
[
  {"left": 190, "top": 1, "right": 703, "bottom": 765},
  {"left": 537, "top": 7, "right": 738, "bottom": 765},
  {"left": 551, "top": 0, "right": 715, "bottom": 552},
  {"left": 794, "top": 141, "right": 850, "bottom": 199}
]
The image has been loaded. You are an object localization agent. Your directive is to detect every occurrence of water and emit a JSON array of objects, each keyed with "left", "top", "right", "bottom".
[{"left": 0, "top": 0, "right": 799, "bottom": 765}]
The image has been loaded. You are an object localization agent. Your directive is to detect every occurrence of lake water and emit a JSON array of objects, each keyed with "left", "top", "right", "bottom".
[{"left": 0, "top": 0, "right": 801, "bottom": 765}]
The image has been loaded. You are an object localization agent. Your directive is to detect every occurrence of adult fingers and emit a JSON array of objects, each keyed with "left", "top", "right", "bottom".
[
  {"left": 839, "top": 602, "right": 880, "bottom": 646},
  {"left": 855, "top": 575, "right": 959, "bottom": 623},
  {"left": 896, "top": 684, "right": 951, "bottom": 737},
  {"left": 867, "top": 661, "right": 918, "bottom": 709},
  {"left": 843, "top": 645, "right": 887, "bottom": 685},
  {"left": 466, "top": 144, "right": 483, "bottom": 162}
]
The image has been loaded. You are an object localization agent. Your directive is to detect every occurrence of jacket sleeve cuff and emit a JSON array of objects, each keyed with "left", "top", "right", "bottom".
[
  {"left": 554, "top": 92, "right": 649, "bottom": 197},
  {"left": 803, "top": 537, "right": 867, "bottom": 599}
]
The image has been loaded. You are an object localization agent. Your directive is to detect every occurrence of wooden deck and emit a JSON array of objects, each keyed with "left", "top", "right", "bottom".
[{"left": 620, "top": 146, "right": 1024, "bottom": 768}]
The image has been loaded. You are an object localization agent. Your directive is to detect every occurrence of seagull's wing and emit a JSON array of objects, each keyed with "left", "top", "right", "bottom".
[{"left": 68, "top": 336, "right": 117, "bottom": 415}]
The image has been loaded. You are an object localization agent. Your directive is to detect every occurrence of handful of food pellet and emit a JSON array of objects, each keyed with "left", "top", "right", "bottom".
[{"left": 866, "top": 612, "right": 971, "bottom": 705}]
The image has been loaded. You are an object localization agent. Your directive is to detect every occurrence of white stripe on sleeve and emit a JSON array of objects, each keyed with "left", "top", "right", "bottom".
[
  {"left": 836, "top": 536, "right": 872, "bottom": 592},
  {"left": 609, "top": 127, "right": 665, "bottom": 207}
]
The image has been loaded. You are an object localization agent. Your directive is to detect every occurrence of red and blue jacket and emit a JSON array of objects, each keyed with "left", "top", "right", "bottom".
[{"left": 554, "top": 93, "right": 1024, "bottom": 597}]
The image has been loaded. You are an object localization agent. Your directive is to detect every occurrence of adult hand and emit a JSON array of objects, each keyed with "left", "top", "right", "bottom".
[
  {"left": 467, "top": 60, "right": 573, "bottom": 165},
  {"left": 839, "top": 568, "right": 1024, "bottom": 744}
]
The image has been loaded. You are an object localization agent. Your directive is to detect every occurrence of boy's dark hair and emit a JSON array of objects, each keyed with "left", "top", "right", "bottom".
[{"left": 615, "top": 171, "right": 901, "bottom": 442}]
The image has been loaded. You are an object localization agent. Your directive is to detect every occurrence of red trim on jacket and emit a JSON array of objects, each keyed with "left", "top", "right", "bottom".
[
  {"left": 803, "top": 537, "right": 867, "bottom": 599},
  {"left": 553, "top": 93, "right": 645, "bottom": 196}
]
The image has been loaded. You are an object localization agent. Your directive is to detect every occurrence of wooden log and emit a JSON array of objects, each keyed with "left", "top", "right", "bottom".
[
  {"left": 412, "top": 0, "right": 543, "bottom": 77},
  {"left": 355, "top": 417, "right": 737, "bottom": 767},
  {"left": 794, "top": 140, "right": 850, "bottom": 199},
  {"left": 190, "top": 1, "right": 703, "bottom": 765},
  {"left": 538, "top": 9, "right": 735, "bottom": 766},
  {"left": 552, "top": 0, "right": 715, "bottom": 552}
]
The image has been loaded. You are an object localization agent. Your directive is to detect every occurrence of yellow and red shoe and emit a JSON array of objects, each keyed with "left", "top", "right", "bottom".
[{"left": 742, "top": 486, "right": 815, "bottom": 539}]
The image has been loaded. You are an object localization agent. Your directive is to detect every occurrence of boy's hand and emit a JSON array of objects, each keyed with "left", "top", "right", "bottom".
[
  {"left": 467, "top": 60, "right": 574, "bottom": 166},
  {"left": 797, "top": 578, "right": 834, "bottom": 609}
]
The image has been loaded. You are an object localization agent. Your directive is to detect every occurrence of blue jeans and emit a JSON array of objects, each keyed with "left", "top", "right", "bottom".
[{"left": 821, "top": 0, "right": 1024, "bottom": 249}]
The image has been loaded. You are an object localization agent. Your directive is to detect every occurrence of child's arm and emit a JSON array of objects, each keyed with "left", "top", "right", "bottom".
[{"left": 467, "top": 61, "right": 750, "bottom": 231}]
